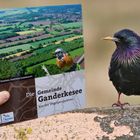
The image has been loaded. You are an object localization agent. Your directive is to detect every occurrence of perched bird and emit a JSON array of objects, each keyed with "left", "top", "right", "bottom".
[
  {"left": 54, "top": 48, "right": 73, "bottom": 69},
  {"left": 104, "top": 29, "right": 140, "bottom": 108}
]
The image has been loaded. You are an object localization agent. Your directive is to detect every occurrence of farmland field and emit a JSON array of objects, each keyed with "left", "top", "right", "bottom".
[
  {"left": 69, "top": 47, "right": 84, "bottom": 57},
  {"left": 26, "top": 47, "right": 84, "bottom": 74},
  {"left": 0, "top": 34, "right": 80, "bottom": 55},
  {"left": 30, "top": 34, "right": 75, "bottom": 47},
  {"left": 5, "top": 50, "right": 29, "bottom": 59},
  {"left": 17, "top": 28, "right": 43, "bottom": 35},
  {"left": 0, "top": 44, "right": 33, "bottom": 54},
  {"left": 0, "top": 4, "right": 84, "bottom": 79},
  {"left": 54, "top": 22, "right": 82, "bottom": 28},
  {"left": 0, "top": 25, "right": 14, "bottom": 30},
  {"left": 55, "top": 35, "right": 83, "bottom": 44}
]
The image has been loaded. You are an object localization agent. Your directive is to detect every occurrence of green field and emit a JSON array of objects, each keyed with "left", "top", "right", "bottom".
[
  {"left": 49, "top": 30, "right": 60, "bottom": 35},
  {"left": 26, "top": 47, "right": 84, "bottom": 74},
  {"left": 0, "top": 30, "right": 15, "bottom": 34},
  {"left": 26, "top": 58, "right": 56, "bottom": 74},
  {"left": 33, "top": 44, "right": 56, "bottom": 54},
  {"left": 0, "top": 44, "right": 33, "bottom": 54},
  {"left": 0, "top": 5, "right": 83, "bottom": 80},
  {"left": 17, "top": 28, "right": 43, "bottom": 35},
  {"left": 0, "top": 34, "right": 76, "bottom": 55},
  {"left": 30, "top": 34, "right": 75, "bottom": 47},
  {"left": 54, "top": 22, "right": 81, "bottom": 28},
  {"left": 0, "top": 25, "right": 14, "bottom": 31},
  {"left": 0, "top": 9, "right": 26, "bottom": 18},
  {"left": 69, "top": 47, "right": 84, "bottom": 57}
]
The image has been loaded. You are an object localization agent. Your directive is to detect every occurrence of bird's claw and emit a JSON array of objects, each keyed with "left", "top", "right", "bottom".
[{"left": 112, "top": 102, "right": 130, "bottom": 109}]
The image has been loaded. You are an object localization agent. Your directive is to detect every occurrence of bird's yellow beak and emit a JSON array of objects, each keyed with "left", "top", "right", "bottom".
[{"left": 103, "top": 36, "right": 119, "bottom": 42}]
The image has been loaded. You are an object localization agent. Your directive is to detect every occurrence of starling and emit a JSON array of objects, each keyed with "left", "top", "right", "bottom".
[{"left": 104, "top": 29, "right": 140, "bottom": 108}]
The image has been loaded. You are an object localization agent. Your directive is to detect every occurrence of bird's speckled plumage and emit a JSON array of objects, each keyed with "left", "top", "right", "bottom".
[{"left": 109, "top": 29, "right": 140, "bottom": 96}]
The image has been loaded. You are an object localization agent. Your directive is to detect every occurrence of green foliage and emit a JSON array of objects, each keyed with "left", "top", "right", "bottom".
[
  {"left": 31, "top": 65, "right": 46, "bottom": 77},
  {"left": 0, "top": 60, "right": 18, "bottom": 80},
  {"left": 54, "top": 22, "right": 81, "bottom": 29},
  {"left": 0, "top": 5, "right": 83, "bottom": 79},
  {"left": 17, "top": 49, "right": 23, "bottom": 52},
  {"left": 16, "top": 37, "right": 83, "bottom": 68},
  {"left": 27, "top": 64, "right": 63, "bottom": 77},
  {"left": 26, "top": 47, "right": 84, "bottom": 75},
  {"left": 0, "top": 37, "right": 84, "bottom": 79},
  {"left": 0, "top": 44, "right": 32, "bottom": 55},
  {"left": 58, "top": 37, "right": 84, "bottom": 52},
  {"left": 69, "top": 47, "right": 84, "bottom": 58},
  {"left": 30, "top": 34, "right": 74, "bottom": 47},
  {"left": 0, "top": 32, "right": 18, "bottom": 40},
  {"left": 46, "top": 64, "right": 63, "bottom": 75}
]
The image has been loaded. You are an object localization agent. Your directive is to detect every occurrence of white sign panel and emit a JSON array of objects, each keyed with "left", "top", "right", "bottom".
[{"left": 35, "top": 70, "right": 85, "bottom": 117}]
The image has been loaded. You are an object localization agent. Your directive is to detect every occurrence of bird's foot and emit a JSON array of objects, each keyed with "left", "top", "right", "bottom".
[{"left": 112, "top": 101, "right": 130, "bottom": 109}]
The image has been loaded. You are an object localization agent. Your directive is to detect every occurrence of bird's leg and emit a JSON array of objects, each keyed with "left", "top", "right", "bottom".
[{"left": 112, "top": 93, "right": 130, "bottom": 109}]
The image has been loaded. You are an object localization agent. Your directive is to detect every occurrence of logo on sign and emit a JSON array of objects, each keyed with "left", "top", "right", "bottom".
[{"left": 1, "top": 112, "right": 14, "bottom": 123}]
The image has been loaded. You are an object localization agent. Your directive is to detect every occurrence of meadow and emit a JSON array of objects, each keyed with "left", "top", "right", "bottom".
[
  {"left": 0, "top": 44, "right": 32, "bottom": 54},
  {"left": 16, "top": 28, "right": 43, "bottom": 35},
  {"left": 26, "top": 47, "right": 84, "bottom": 74}
]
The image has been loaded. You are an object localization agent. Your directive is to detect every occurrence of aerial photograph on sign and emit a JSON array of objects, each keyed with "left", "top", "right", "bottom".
[{"left": 0, "top": 4, "right": 84, "bottom": 80}]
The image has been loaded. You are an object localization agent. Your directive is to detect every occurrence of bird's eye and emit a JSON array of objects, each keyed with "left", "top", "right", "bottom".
[
  {"left": 120, "top": 36, "right": 125, "bottom": 40},
  {"left": 116, "top": 35, "right": 123, "bottom": 40},
  {"left": 116, "top": 36, "right": 125, "bottom": 42}
]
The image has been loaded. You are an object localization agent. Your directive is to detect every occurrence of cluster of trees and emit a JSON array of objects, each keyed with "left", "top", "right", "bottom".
[
  {"left": 0, "top": 60, "right": 24, "bottom": 80},
  {"left": 59, "top": 37, "right": 83, "bottom": 52},
  {"left": 0, "top": 25, "right": 22, "bottom": 40},
  {"left": 31, "top": 64, "right": 63, "bottom": 77},
  {"left": 0, "top": 32, "right": 18, "bottom": 40},
  {"left": 0, "top": 27, "right": 13, "bottom": 32}
]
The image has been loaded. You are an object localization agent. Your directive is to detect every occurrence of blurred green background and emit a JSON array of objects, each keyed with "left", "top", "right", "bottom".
[{"left": 0, "top": 0, "right": 140, "bottom": 107}]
